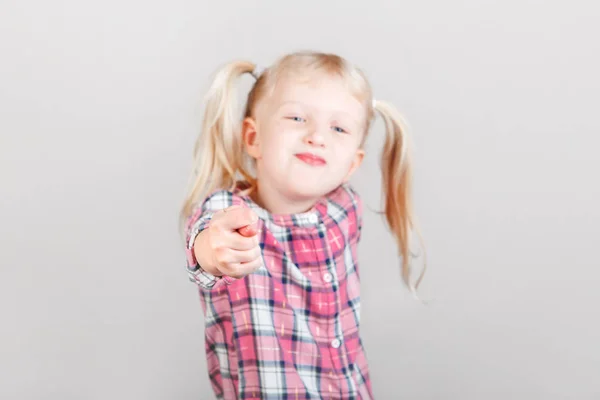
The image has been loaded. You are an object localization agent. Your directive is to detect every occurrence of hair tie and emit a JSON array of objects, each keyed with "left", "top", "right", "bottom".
[{"left": 251, "top": 65, "right": 265, "bottom": 79}]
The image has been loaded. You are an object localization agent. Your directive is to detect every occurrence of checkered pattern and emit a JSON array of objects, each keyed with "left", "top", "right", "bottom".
[{"left": 184, "top": 183, "right": 373, "bottom": 399}]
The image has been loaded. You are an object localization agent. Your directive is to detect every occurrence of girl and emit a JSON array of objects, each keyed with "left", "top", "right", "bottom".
[{"left": 180, "top": 51, "right": 425, "bottom": 399}]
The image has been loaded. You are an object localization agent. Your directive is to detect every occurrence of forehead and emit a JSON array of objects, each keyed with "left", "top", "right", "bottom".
[{"left": 270, "top": 72, "right": 366, "bottom": 120}]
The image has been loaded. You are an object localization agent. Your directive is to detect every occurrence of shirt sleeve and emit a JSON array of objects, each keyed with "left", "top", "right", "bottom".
[{"left": 184, "top": 189, "right": 246, "bottom": 290}]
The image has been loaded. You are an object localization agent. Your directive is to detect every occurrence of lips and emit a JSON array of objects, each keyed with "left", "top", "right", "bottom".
[{"left": 294, "top": 152, "right": 327, "bottom": 166}]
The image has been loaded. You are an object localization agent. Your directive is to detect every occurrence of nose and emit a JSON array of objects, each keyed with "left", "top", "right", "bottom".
[{"left": 303, "top": 126, "right": 326, "bottom": 147}]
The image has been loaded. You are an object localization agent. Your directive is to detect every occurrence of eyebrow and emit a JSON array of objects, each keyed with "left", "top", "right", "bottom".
[{"left": 275, "top": 101, "right": 306, "bottom": 111}]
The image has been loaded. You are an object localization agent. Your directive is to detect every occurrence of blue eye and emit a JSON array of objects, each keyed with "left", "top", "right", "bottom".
[
  {"left": 332, "top": 126, "right": 347, "bottom": 134},
  {"left": 287, "top": 116, "right": 305, "bottom": 122}
]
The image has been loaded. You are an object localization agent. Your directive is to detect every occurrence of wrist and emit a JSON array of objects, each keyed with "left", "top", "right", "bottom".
[{"left": 193, "top": 229, "right": 223, "bottom": 277}]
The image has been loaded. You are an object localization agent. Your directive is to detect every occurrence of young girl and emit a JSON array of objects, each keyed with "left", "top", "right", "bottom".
[{"left": 180, "top": 51, "right": 424, "bottom": 399}]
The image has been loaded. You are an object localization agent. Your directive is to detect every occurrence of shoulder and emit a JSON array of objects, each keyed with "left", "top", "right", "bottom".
[
  {"left": 325, "top": 183, "right": 362, "bottom": 215},
  {"left": 321, "top": 183, "right": 363, "bottom": 234},
  {"left": 197, "top": 188, "right": 248, "bottom": 213},
  {"left": 185, "top": 186, "right": 249, "bottom": 232},
  {"left": 184, "top": 186, "right": 251, "bottom": 248},
  {"left": 345, "top": 183, "right": 362, "bottom": 213},
  {"left": 192, "top": 181, "right": 256, "bottom": 214}
]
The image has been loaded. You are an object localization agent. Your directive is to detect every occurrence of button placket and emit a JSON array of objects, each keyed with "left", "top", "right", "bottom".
[{"left": 320, "top": 222, "right": 352, "bottom": 381}]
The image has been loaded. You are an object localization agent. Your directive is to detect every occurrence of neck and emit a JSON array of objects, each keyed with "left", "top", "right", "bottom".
[{"left": 251, "top": 181, "right": 318, "bottom": 215}]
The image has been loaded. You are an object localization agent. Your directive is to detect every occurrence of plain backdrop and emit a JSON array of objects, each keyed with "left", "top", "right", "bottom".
[{"left": 2, "top": 0, "right": 599, "bottom": 399}]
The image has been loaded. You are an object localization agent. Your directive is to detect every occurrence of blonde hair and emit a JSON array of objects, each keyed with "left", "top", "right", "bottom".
[{"left": 179, "top": 50, "right": 426, "bottom": 294}]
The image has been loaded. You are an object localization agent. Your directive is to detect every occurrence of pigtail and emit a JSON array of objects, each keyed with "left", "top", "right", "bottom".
[
  {"left": 179, "top": 60, "right": 257, "bottom": 237},
  {"left": 373, "top": 99, "right": 427, "bottom": 298}
]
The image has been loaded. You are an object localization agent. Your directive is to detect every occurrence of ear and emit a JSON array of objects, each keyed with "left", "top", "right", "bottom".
[
  {"left": 342, "top": 148, "right": 365, "bottom": 183},
  {"left": 242, "top": 117, "right": 261, "bottom": 159}
]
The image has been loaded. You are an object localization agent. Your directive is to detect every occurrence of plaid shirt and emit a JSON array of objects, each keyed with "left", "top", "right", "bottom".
[{"left": 184, "top": 183, "right": 373, "bottom": 399}]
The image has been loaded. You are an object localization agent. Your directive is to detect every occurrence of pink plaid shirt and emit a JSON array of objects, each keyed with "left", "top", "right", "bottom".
[{"left": 184, "top": 183, "right": 373, "bottom": 399}]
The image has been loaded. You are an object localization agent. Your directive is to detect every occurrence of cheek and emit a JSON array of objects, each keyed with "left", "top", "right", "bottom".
[
  {"left": 336, "top": 144, "right": 362, "bottom": 169},
  {"left": 261, "top": 124, "right": 294, "bottom": 153},
  {"left": 339, "top": 155, "right": 356, "bottom": 171},
  {"left": 257, "top": 134, "right": 286, "bottom": 166}
]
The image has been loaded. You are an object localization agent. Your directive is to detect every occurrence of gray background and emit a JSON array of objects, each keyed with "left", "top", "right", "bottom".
[{"left": 2, "top": 0, "right": 599, "bottom": 399}]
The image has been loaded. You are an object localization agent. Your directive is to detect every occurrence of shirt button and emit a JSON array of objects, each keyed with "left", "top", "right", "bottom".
[
  {"left": 323, "top": 272, "right": 333, "bottom": 283},
  {"left": 331, "top": 338, "right": 341, "bottom": 348}
]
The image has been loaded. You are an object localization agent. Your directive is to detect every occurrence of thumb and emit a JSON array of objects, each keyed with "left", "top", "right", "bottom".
[
  {"left": 237, "top": 220, "right": 259, "bottom": 237},
  {"left": 219, "top": 206, "right": 259, "bottom": 232}
]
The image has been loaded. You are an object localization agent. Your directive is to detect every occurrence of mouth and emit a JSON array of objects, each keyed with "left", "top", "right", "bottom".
[{"left": 294, "top": 152, "right": 327, "bottom": 166}]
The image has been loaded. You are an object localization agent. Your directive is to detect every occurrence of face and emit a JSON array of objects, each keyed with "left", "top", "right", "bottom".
[{"left": 243, "top": 73, "right": 366, "bottom": 204}]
